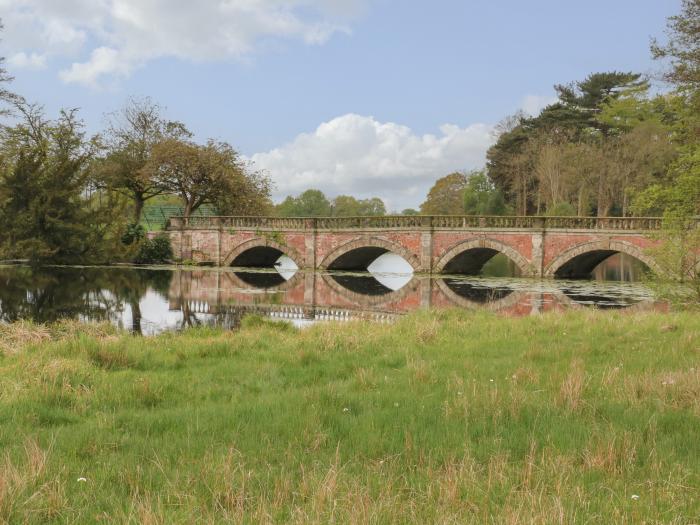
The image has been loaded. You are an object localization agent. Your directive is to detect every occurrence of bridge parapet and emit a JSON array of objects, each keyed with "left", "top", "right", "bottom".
[{"left": 168, "top": 215, "right": 667, "bottom": 231}]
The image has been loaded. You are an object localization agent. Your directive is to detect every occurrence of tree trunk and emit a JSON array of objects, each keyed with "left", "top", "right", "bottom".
[
  {"left": 133, "top": 195, "right": 144, "bottom": 224},
  {"left": 183, "top": 200, "right": 193, "bottom": 219}
]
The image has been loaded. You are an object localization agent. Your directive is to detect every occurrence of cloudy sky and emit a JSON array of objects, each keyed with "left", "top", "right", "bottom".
[{"left": 2, "top": 0, "right": 679, "bottom": 211}]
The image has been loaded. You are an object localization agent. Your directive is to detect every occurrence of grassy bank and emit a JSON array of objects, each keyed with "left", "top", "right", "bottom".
[{"left": 0, "top": 311, "right": 698, "bottom": 524}]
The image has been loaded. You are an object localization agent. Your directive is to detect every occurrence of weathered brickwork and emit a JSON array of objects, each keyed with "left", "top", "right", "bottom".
[{"left": 159, "top": 217, "right": 673, "bottom": 278}]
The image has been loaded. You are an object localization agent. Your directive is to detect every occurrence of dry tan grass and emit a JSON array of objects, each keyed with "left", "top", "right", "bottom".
[
  {"left": 0, "top": 439, "right": 66, "bottom": 524},
  {"left": 0, "top": 321, "right": 51, "bottom": 355},
  {"left": 618, "top": 368, "right": 700, "bottom": 414},
  {"left": 557, "top": 359, "right": 588, "bottom": 412},
  {"left": 0, "top": 319, "right": 116, "bottom": 356}
]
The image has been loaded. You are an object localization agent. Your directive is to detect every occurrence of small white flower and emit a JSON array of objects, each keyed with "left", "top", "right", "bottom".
[
  {"left": 342, "top": 407, "right": 350, "bottom": 413},
  {"left": 631, "top": 494, "right": 640, "bottom": 500},
  {"left": 489, "top": 379, "right": 494, "bottom": 383},
  {"left": 77, "top": 477, "right": 87, "bottom": 483}
]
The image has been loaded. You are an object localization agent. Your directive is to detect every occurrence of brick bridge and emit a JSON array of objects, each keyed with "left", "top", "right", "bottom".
[{"left": 163, "top": 215, "right": 667, "bottom": 279}]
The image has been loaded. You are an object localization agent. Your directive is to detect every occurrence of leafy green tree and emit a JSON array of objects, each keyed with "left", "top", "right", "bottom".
[
  {"left": 0, "top": 104, "right": 126, "bottom": 263},
  {"left": 401, "top": 208, "right": 420, "bottom": 215},
  {"left": 420, "top": 172, "right": 468, "bottom": 215},
  {"left": 276, "top": 189, "right": 331, "bottom": 217},
  {"left": 331, "top": 195, "right": 361, "bottom": 216},
  {"left": 651, "top": 0, "right": 700, "bottom": 98},
  {"left": 95, "top": 97, "right": 190, "bottom": 223},
  {"left": 357, "top": 197, "right": 386, "bottom": 216},
  {"left": 487, "top": 72, "right": 649, "bottom": 215},
  {"left": 462, "top": 171, "right": 508, "bottom": 215},
  {"left": 146, "top": 138, "right": 258, "bottom": 219},
  {"left": 214, "top": 166, "right": 273, "bottom": 216},
  {"left": 330, "top": 195, "right": 386, "bottom": 216}
]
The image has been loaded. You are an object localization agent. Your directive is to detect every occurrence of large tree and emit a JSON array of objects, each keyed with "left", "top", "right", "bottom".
[
  {"left": 0, "top": 104, "right": 125, "bottom": 263},
  {"left": 214, "top": 165, "right": 273, "bottom": 216},
  {"left": 420, "top": 172, "right": 468, "bottom": 215},
  {"left": 651, "top": 0, "right": 700, "bottom": 98},
  {"left": 146, "top": 138, "right": 255, "bottom": 219},
  {"left": 95, "top": 97, "right": 190, "bottom": 223},
  {"left": 462, "top": 171, "right": 508, "bottom": 215},
  {"left": 486, "top": 72, "right": 666, "bottom": 216}
]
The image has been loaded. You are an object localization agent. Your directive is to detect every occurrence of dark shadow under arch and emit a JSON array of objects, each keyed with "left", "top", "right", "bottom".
[
  {"left": 544, "top": 240, "right": 660, "bottom": 279},
  {"left": 435, "top": 238, "right": 534, "bottom": 277},
  {"left": 223, "top": 238, "right": 303, "bottom": 269},
  {"left": 319, "top": 237, "right": 421, "bottom": 272}
]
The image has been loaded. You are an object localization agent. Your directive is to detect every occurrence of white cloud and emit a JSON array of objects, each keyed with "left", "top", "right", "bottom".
[
  {"left": 59, "top": 47, "right": 132, "bottom": 86},
  {"left": 1, "top": 0, "right": 363, "bottom": 86},
  {"left": 7, "top": 52, "right": 47, "bottom": 70},
  {"left": 250, "top": 114, "right": 495, "bottom": 211},
  {"left": 521, "top": 94, "right": 557, "bottom": 116}
]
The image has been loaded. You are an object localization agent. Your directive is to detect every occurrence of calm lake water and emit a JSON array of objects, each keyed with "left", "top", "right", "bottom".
[{"left": 0, "top": 254, "right": 661, "bottom": 335}]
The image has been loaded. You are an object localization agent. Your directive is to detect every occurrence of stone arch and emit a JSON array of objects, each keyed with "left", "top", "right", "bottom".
[
  {"left": 222, "top": 237, "right": 304, "bottom": 268},
  {"left": 319, "top": 272, "right": 420, "bottom": 309},
  {"left": 318, "top": 236, "right": 422, "bottom": 272},
  {"left": 544, "top": 239, "right": 662, "bottom": 278},
  {"left": 434, "top": 238, "right": 535, "bottom": 276}
]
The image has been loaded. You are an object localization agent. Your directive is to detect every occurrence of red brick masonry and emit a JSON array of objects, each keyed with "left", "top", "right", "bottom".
[{"left": 158, "top": 215, "right": 670, "bottom": 278}]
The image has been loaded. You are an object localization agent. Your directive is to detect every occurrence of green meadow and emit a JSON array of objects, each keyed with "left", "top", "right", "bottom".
[{"left": 0, "top": 310, "right": 698, "bottom": 524}]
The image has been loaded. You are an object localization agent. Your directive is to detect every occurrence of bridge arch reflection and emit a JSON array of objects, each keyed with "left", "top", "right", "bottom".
[{"left": 321, "top": 272, "right": 420, "bottom": 309}]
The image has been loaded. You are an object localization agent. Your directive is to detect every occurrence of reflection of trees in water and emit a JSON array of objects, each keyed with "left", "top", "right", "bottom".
[
  {"left": 443, "top": 279, "right": 514, "bottom": 304},
  {"left": 590, "top": 253, "right": 648, "bottom": 282},
  {"left": 0, "top": 267, "right": 173, "bottom": 331}
]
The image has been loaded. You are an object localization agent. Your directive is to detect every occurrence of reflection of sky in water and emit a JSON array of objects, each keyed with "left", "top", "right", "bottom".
[
  {"left": 275, "top": 255, "right": 298, "bottom": 281},
  {"left": 121, "top": 290, "right": 185, "bottom": 335},
  {"left": 367, "top": 253, "right": 413, "bottom": 291}
]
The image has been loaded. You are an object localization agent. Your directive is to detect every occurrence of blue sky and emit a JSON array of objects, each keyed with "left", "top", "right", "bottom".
[{"left": 2, "top": 0, "right": 680, "bottom": 210}]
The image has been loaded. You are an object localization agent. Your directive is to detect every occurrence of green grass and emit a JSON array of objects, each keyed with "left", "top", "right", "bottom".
[{"left": 0, "top": 310, "right": 699, "bottom": 523}]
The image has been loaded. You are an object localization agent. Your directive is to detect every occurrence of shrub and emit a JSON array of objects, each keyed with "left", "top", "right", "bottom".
[
  {"left": 121, "top": 223, "right": 146, "bottom": 246},
  {"left": 134, "top": 234, "right": 173, "bottom": 264}
]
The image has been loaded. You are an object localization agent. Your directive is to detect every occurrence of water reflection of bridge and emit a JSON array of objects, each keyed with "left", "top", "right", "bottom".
[{"left": 168, "top": 270, "right": 661, "bottom": 327}]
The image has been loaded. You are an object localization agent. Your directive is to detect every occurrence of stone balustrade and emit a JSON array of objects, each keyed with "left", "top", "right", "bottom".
[{"left": 168, "top": 215, "right": 669, "bottom": 231}]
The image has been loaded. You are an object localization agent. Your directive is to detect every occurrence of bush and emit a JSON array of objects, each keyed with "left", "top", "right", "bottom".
[
  {"left": 121, "top": 223, "right": 146, "bottom": 246},
  {"left": 134, "top": 234, "right": 173, "bottom": 264}
]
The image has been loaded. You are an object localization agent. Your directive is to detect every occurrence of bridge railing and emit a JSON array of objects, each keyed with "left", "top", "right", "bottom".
[{"left": 168, "top": 215, "right": 668, "bottom": 231}]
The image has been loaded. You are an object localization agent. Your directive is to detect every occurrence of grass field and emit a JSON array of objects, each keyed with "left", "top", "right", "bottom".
[{"left": 0, "top": 310, "right": 698, "bottom": 523}]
